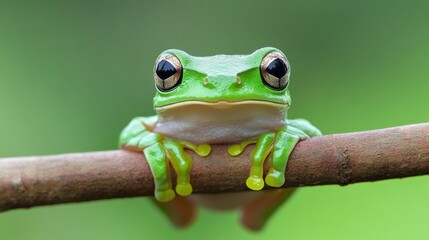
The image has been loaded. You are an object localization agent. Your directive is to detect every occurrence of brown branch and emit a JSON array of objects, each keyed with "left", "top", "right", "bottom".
[{"left": 0, "top": 123, "right": 428, "bottom": 212}]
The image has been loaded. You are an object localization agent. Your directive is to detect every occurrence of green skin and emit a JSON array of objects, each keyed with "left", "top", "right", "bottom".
[{"left": 119, "top": 47, "right": 321, "bottom": 229}]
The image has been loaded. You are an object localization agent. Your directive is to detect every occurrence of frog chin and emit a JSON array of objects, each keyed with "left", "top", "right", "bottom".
[{"left": 153, "top": 100, "right": 288, "bottom": 144}]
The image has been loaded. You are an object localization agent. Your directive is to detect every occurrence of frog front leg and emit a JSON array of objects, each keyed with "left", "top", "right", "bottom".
[
  {"left": 120, "top": 116, "right": 211, "bottom": 202},
  {"left": 228, "top": 118, "right": 321, "bottom": 189}
]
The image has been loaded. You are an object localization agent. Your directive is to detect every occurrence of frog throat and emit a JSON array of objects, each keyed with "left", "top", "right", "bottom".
[{"left": 152, "top": 100, "right": 288, "bottom": 144}]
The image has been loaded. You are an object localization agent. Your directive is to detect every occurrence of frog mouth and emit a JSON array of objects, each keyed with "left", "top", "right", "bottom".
[{"left": 155, "top": 100, "right": 288, "bottom": 111}]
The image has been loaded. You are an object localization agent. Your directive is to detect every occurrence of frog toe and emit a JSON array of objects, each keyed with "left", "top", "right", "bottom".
[
  {"left": 227, "top": 144, "right": 244, "bottom": 156},
  {"left": 163, "top": 140, "right": 194, "bottom": 196},
  {"left": 246, "top": 176, "right": 265, "bottom": 191},
  {"left": 265, "top": 169, "right": 285, "bottom": 187},
  {"left": 176, "top": 183, "right": 193, "bottom": 196},
  {"left": 247, "top": 132, "right": 276, "bottom": 191},
  {"left": 144, "top": 143, "right": 175, "bottom": 202},
  {"left": 265, "top": 131, "right": 299, "bottom": 188},
  {"left": 195, "top": 144, "right": 211, "bottom": 157},
  {"left": 155, "top": 189, "right": 176, "bottom": 203}
]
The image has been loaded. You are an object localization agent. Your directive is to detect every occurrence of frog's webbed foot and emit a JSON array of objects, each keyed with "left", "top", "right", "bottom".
[
  {"left": 228, "top": 119, "right": 321, "bottom": 190},
  {"left": 120, "top": 117, "right": 211, "bottom": 202}
]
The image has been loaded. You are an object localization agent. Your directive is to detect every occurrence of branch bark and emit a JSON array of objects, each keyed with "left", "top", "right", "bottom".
[{"left": 0, "top": 123, "right": 428, "bottom": 212}]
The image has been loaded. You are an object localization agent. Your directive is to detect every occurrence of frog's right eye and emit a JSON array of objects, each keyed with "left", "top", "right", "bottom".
[{"left": 154, "top": 53, "right": 182, "bottom": 91}]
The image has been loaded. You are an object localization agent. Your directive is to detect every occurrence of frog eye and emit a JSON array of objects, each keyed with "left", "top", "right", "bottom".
[
  {"left": 154, "top": 53, "right": 182, "bottom": 91},
  {"left": 260, "top": 51, "right": 290, "bottom": 90}
]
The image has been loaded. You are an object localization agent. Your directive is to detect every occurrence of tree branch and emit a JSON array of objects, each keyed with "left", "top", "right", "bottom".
[{"left": 0, "top": 123, "right": 428, "bottom": 212}]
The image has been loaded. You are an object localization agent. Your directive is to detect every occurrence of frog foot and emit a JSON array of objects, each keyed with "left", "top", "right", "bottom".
[
  {"left": 122, "top": 130, "right": 211, "bottom": 202},
  {"left": 228, "top": 122, "right": 317, "bottom": 190}
]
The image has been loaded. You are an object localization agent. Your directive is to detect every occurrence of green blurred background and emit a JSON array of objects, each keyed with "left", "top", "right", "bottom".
[{"left": 0, "top": 0, "right": 428, "bottom": 239}]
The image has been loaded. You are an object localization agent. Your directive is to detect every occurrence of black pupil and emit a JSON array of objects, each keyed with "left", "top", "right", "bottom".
[
  {"left": 266, "top": 58, "right": 287, "bottom": 78},
  {"left": 156, "top": 60, "right": 176, "bottom": 80}
]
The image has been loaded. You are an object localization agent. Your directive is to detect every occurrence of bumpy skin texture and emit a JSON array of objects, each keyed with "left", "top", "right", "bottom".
[{"left": 119, "top": 47, "right": 321, "bottom": 229}]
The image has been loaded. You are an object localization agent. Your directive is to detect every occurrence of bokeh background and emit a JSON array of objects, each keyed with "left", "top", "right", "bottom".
[{"left": 1, "top": 0, "right": 428, "bottom": 239}]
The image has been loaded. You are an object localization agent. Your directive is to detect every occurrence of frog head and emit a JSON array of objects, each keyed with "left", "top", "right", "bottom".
[
  {"left": 151, "top": 47, "right": 292, "bottom": 143},
  {"left": 153, "top": 47, "right": 291, "bottom": 108}
]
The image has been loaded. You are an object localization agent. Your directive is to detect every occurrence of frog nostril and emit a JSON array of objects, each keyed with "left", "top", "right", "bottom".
[
  {"left": 236, "top": 76, "right": 241, "bottom": 85},
  {"left": 202, "top": 75, "right": 241, "bottom": 88}
]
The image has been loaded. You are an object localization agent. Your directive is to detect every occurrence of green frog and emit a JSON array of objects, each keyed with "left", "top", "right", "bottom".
[{"left": 119, "top": 47, "right": 321, "bottom": 230}]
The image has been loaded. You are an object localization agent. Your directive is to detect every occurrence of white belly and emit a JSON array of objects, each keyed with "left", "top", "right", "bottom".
[{"left": 153, "top": 101, "right": 286, "bottom": 144}]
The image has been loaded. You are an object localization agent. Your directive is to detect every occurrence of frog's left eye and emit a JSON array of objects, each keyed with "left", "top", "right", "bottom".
[
  {"left": 260, "top": 51, "right": 290, "bottom": 90},
  {"left": 154, "top": 53, "right": 182, "bottom": 91}
]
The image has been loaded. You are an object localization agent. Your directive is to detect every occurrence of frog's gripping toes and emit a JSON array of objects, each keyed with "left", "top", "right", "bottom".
[
  {"left": 228, "top": 118, "right": 321, "bottom": 190},
  {"left": 119, "top": 116, "right": 211, "bottom": 202}
]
